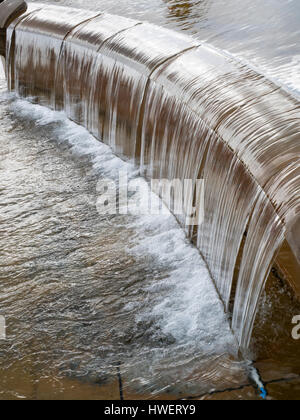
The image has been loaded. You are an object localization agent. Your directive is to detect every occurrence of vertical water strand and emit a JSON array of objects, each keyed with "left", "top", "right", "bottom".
[
  {"left": 196, "top": 137, "right": 260, "bottom": 309},
  {"left": 138, "top": 79, "right": 211, "bottom": 229},
  {"left": 53, "top": 11, "right": 104, "bottom": 113},
  {"left": 6, "top": 24, "right": 15, "bottom": 91},
  {"left": 232, "top": 194, "right": 285, "bottom": 349},
  {"left": 264, "top": 161, "right": 300, "bottom": 298},
  {"left": 142, "top": 48, "right": 266, "bottom": 309},
  {"left": 55, "top": 13, "right": 139, "bottom": 123},
  {"left": 88, "top": 16, "right": 141, "bottom": 142},
  {"left": 6, "top": 22, "right": 17, "bottom": 91},
  {"left": 5, "top": 4, "right": 43, "bottom": 91},
  {"left": 264, "top": 161, "right": 300, "bottom": 243}
]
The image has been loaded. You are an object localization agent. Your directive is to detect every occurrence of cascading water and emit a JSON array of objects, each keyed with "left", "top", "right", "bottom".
[{"left": 4, "top": 3, "right": 299, "bottom": 351}]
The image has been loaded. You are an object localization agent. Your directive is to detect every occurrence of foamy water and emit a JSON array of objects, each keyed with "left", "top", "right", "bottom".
[{"left": 0, "top": 80, "right": 246, "bottom": 398}]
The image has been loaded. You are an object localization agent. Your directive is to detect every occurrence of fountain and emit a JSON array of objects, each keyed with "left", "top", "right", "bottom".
[{"left": 0, "top": 0, "right": 299, "bottom": 350}]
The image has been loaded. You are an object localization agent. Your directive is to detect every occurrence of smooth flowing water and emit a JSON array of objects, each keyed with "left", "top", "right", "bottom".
[{"left": 0, "top": 0, "right": 299, "bottom": 400}]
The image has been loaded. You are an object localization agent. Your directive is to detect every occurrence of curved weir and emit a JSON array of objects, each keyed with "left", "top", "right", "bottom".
[{"left": 1, "top": 2, "right": 300, "bottom": 349}]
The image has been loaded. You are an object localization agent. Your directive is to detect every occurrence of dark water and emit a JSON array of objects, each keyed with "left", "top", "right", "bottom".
[{"left": 0, "top": 0, "right": 299, "bottom": 400}]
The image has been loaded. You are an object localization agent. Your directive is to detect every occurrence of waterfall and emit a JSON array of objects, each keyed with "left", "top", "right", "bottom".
[{"left": 5, "top": 3, "right": 300, "bottom": 349}]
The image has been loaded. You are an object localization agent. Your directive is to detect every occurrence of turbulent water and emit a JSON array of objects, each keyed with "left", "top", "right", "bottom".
[{"left": 0, "top": 0, "right": 299, "bottom": 400}]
